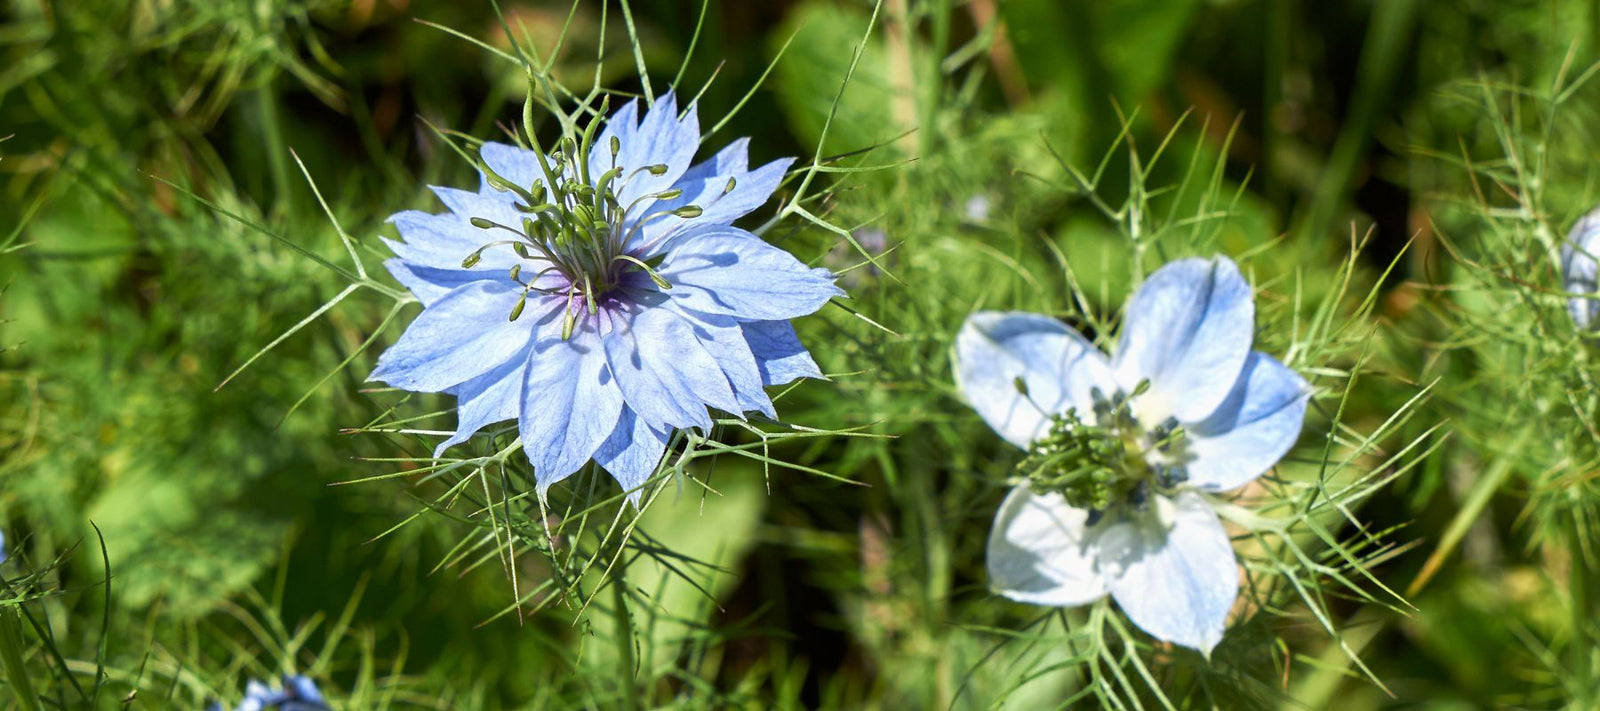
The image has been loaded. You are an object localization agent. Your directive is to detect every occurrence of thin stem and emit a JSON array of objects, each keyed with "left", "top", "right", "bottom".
[
  {"left": 1568, "top": 516, "right": 1595, "bottom": 706},
  {"left": 612, "top": 557, "right": 638, "bottom": 711},
  {"left": 0, "top": 607, "right": 41, "bottom": 711}
]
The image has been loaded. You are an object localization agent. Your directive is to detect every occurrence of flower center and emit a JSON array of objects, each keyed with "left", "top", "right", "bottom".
[
  {"left": 455, "top": 104, "right": 710, "bottom": 338},
  {"left": 1016, "top": 383, "right": 1191, "bottom": 517}
]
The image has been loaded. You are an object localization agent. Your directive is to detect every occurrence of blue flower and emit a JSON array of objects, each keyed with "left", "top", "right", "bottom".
[
  {"left": 371, "top": 93, "right": 841, "bottom": 502},
  {"left": 1562, "top": 206, "right": 1600, "bottom": 331},
  {"left": 953, "top": 257, "right": 1310, "bottom": 654},
  {"left": 208, "top": 675, "right": 328, "bottom": 711}
]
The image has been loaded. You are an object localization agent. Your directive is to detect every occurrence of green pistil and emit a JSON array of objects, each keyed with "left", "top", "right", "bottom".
[{"left": 1015, "top": 385, "right": 1188, "bottom": 514}]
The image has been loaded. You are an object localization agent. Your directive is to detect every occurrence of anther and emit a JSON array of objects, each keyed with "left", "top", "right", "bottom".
[{"left": 509, "top": 293, "right": 527, "bottom": 322}]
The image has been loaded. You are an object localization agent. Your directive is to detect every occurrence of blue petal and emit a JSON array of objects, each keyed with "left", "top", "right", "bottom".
[
  {"left": 384, "top": 259, "right": 495, "bottom": 307},
  {"left": 953, "top": 311, "right": 1116, "bottom": 449},
  {"left": 657, "top": 225, "right": 843, "bottom": 321},
  {"left": 691, "top": 157, "right": 792, "bottom": 225},
  {"left": 603, "top": 302, "right": 738, "bottom": 432},
  {"left": 385, "top": 210, "right": 519, "bottom": 273},
  {"left": 281, "top": 675, "right": 325, "bottom": 704},
  {"left": 634, "top": 154, "right": 795, "bottom": 252},
  {"left": 1183, "top": 351, "right": 1310, "bottom": 491},
  {"left": 1099, "top": 492, "right": 1238, "bottom": 655},
  {"left": 741, "top": 320, "right": 822, "bottom": 385},
  {"left": 665, "top": 304, "right": 776, "bottom": 419},
  {"left": 593, "top": 406, "right": 671, "bottom": 508},
  {"left": 479, "top": 141, "right": 551, "bottom": 192},
  {"left": 519, "top": 321, "right": 627, "bottom": 493},
  {"left": 433, "top": 349, "right": 530, "bottom": 457},
  {"left": 1113, "top": 256, "right": 1248, "bottom": 422},
  {"left": 986, "top": 486, "right": 1109, "bottom": 606},
  {"left": 243, "top": 680, "right": 274, "bottom": 702},
  {"left": 369, "top": 282, "right": 546, "bottom": 393},
  {"left": 430, "top": 186, "right": 523, "bottom": 228},
  {"left": 679, "top": 136, "right": 750, "bottom": 183},
  {"left": 595, "top": 92, "right": 701, "bottom": 208},
  {"left": 587, "top": 98, "right": 639, "bottom": 178},
  {"left": 1563, "top": 207, "right": 1600, "bottom": 331},
  {"left": 1113, "top": 257, "right": 1254, "bottom": 423}
]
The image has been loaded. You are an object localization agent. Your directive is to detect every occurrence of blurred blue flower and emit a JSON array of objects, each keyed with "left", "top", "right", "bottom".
[
  {"left": 208, "top": 675, "right": 328, "bottom": 711},
  {"left": 1562, "top": 206, "right": 1600, "bottom": 331},
  {"left": 954, "top": 256, "right": 1310, "bottom": 654},
  {"left": 372, "top": 92, "right": 840, "bottom": 503}
]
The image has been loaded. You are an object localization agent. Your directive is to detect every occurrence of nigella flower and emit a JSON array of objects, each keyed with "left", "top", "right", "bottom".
[
  {"left": 371, "top": 93, "right": 841, "bottom": 502},
  {"left": 1561, "top": 206, "right": 1600, "bottom": 331},
  {"left": 207, "top": 675, "right": 328, "bottom": 711},
  {"left": 954, "top": 257, "right": 1310, "bottom": 654}
]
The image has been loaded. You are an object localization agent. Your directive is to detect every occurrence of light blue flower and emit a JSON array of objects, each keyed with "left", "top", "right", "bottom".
[
  {"left": 954, "top": 256, "right": 1310, "bottom": 654},
  {"left": 1562, "top": 206, "right": 1600, "bottom": 331},
  {"left": 208, "top": 675, "right": 328, "bottom": 711},
  {"left": 371, "top": 93, "right": 840, "bottom": 502}
]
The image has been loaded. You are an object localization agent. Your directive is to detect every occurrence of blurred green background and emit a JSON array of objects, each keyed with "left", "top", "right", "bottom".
[{"left": 2, "top": 0, "right": 1599, "bottom": 708}]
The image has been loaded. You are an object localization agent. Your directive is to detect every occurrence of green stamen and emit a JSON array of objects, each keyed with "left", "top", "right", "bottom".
[
  {"left": 460, "top": 94, "right": 707, "bottom": 340},
  {"left": 1015, "top": 383, "right": 1190, "bottom": 514}
]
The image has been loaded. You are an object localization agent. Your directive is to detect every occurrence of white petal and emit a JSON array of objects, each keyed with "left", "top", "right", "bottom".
[
  {"left": 986, "top": 486, "right": 1109, "bottom": 607},
  {"left": 1099, "top": 492, "right": 1239, "bottom": 654},
  {"left": 1183, "top": 351, "right": 1310, "bottom": 491},
  {"left": 1113, "top": 257, "right": 1254, "bottom": 423},
  {"left": 1563, "top": 206, "right": 1600, "bottom": 331},
  {"left": 953, "top": 311, "right": 1116, "bottom": 449}
]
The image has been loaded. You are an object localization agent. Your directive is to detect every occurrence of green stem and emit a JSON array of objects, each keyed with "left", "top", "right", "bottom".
[
  {"left": 1294, "top": 0, "right": 1417, "bottom": 241},
  {"left": 0, "top": 607, "right": 41, "bottom": 711},
  {"left": 254, "top": 76, "right": 293, "bottom": 221},
  {"left": 612, "top": 562, "right": 638, "bottom": 711},
  {"left": 917, "top": 0, "right": 951, "bottom": 159},
  {"left": 1568, "top": 518, "right": 1595, "bottom": 705}
]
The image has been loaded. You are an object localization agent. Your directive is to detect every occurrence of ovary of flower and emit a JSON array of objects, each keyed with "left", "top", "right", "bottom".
[
  {"left": 953, "top": 256, "right": 1311, "bottom": 655},
  {"left": 369, "top": 92, "right": 843, "bottom": 505}
]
